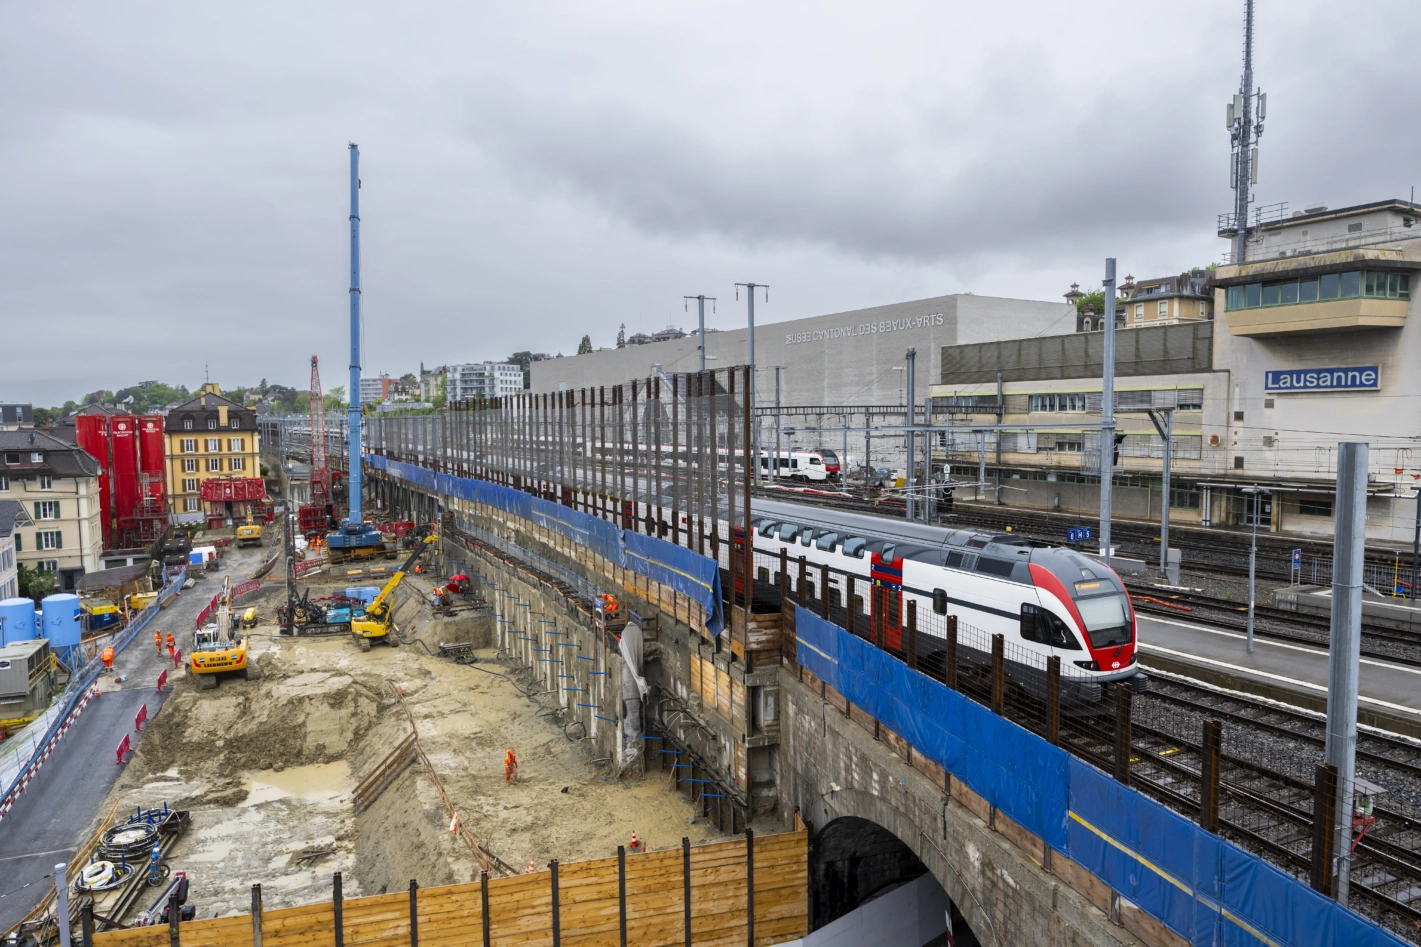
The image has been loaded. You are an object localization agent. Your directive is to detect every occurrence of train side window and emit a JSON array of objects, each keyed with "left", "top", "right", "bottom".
[
  {"left": 1020, "top": 603, "right": 1045, "bottom": 643},
  {"left": 932, "top": 589, "right": 948, "bottom": 615},
  {"left": 842, "top": 537, "right": 866, "bottom": 559},
  {"left": 779, "top": 524, "right": 800, "bottom": 542},
  {"left": 801, "top": 529, "right": 817, "bottom": 547},
  {"left": 815, "top": 532, "right": 840, "bottom": 551},
  {"left": 1042, "top": 610, "right": 1083, "bottom": 650}
]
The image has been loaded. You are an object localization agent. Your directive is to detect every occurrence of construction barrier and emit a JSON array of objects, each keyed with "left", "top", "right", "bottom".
[
  {"left": 793, "top": 606, "right": 1407, "bottom": 947},
  {"left": 115, "top": 733, "right": 131, "bottom": 765},
  {"left": 367, "top": 455, "right": 726, "bottom": 635},
  {"left": 94, "top": 830, "right": 808, "bottom": 947},
  {"left": 155, "top": 670, "right": 168, "bottom": 693},
  {"left": 134, "top": 704, "right": 148, "bottom": 732},
  {"left": 0, "top": 569, "right": 184, "bottom": 822}
]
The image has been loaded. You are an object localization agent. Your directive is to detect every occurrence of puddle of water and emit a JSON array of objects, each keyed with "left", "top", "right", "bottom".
[{"left": 242, "top": 762, "right": 351, "bottom": 806}]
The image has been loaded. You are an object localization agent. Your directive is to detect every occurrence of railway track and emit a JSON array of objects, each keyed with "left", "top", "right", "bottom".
[{"left": 1127, "top": 585, "right": 1421, "bottom": 668}]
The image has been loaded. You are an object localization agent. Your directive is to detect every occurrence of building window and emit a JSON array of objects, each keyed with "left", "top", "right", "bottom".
[
  {"left": 1225, "top": 270, "right": 1407, "bottom": 310},
  {"left": 228, "top": 438, "right": 245, "bottom": 452},
  {"left": 38, "top": 530, "right": 62, "bottom": 550},
  {"left": 207, "top": 458, "right": 221, "bottom": 472},
  {"left": 230, "top": 418, "right": 240, "bottom": 429},
  {"left": 1200, "top": 301, "right": 1208, "bottom": 317},
  {"left": 1176, "top": 391, "right": 1204, "bottom": 411},
  {"left": 206, "top": 438, "right": 220, "bottom": 452},
  {"left": 38, "top": 560, "right": 59, "bottom": 573},
  {"left": 182, "top": 439, "right": 196, "bottom": 453},
  {"left": 1233, "top": 456, "right": 1245, "bottom": 469},
  {"left": 0, "top": 475, "right": 7, "bottom": 491},
  {"left": 1134, "top": 304, "right": 1143, "bottom": 320},
  {"left": 185, "top": 498, "right": 199, "bottom": 512},
  {"left": 207, "top": 419, "right": 217, "bottom": 430},
  {"left": 34, "top": 500, "right": 60, "bottom": 520},
  {"left": 184, "top": 459, "right": 197, "bottom": 473},
  {"left": 183, "top": 478, "right": 199, "bottom": 492},
  {"left": 1157, "top": 301, "right": 1169, "bottom": 318},
  {"left": 230, "top": 457, "right": 245, "bottom": 471},
  {"left": 1028, "top": 393, "right": 1088, "bottom": 413},
  {"left": 39, "top": 475, "right": 52, "bottom": 491},
  {"left": 13, "top": 533, "right": 19, "bottom": 551},
  {"left": 1298, "top": 498, "right": 1334, "bottom": 517},
  {"left": 183, "top": 418, "right": 193, "bottom": 430},
  {"left": 1169, "top": 486, "right": 1200, "bottom": 509}
]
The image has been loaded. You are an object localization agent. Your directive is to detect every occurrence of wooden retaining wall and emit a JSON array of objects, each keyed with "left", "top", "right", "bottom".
[{"left": 94, "top": 830, "right": 807, "bottom": 947}]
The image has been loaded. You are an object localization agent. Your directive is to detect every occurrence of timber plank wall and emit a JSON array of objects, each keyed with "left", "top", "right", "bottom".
[{"left": 94, "top": 831, "right": 807, "bottom": 947}]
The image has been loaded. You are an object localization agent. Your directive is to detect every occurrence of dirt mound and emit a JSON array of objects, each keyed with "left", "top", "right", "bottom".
[{"left": 131, "top": 654, "right": 392, "bottom": 780}]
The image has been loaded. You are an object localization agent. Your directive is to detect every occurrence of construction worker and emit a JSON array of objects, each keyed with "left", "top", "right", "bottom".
[
  {"left": 165, "top": 632, "right": 175, "bottom": 653},
  {"left": 101, "top": 646, "right": 115, "bottom": 671},
  {"left": 504, "top": 749, "right": 518, "bottom": 784},
  {"left": 154, "top": 630, "right": 162, "bottom": 654}
]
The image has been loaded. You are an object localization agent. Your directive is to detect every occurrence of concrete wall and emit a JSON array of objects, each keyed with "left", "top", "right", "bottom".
[
  {"left": 530, "top": 294, "right": 1073, "bottom": 410},
  {"left": 778, "top": 872, "right": 952, "bottom": 947},
  {"left": 780, "top": 673, "right": 1152, "bottom": 947}
]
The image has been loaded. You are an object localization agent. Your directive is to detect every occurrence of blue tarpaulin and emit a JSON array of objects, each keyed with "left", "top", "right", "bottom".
[
  {"left": 365, "top": 455, "right": 724, "bottom": 635},
  {"left": 793, "top": 605, "right": 1408, "bottom": 947}
]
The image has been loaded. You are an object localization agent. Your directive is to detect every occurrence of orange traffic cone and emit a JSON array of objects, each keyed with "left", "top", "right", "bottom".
[
  {"left": 629, "top": 831, "right": 641, "bottom": 852},
  {"left": 526, "top": 858, "right": 537, "bottom": 874}
]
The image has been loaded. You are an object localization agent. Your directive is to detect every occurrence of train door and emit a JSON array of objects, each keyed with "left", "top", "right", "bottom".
[{"left": 870, "top": 551, "right": 904, "bottom": 650}]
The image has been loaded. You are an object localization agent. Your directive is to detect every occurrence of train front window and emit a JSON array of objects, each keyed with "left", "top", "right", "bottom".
[
  {"left": 820, "top": 450, "right": 838, "bottom": 465},
  {"left": 1075, "top": 593, "right": 1132, "bottom": 648}
]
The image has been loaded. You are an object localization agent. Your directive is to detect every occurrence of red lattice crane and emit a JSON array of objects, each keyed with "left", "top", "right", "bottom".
[{"left": 299, "top": 356, "right": 333, "bottom": 534}]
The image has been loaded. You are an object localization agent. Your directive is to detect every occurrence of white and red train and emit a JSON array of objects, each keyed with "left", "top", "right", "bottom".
[{"left": 745, "top": 498, "right": 1145, "bottom": 698}]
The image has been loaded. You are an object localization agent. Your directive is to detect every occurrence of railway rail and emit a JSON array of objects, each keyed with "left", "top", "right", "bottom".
[{"left": 1127, "top": 584, "right": 1421, "bottom": 668}]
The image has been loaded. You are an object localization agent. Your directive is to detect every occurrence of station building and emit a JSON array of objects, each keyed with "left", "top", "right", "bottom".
[
  {"left": 931, "top": 198, "right": 1421, "bottom": 543},
  {"left": 530, "top": 293, "right": 1076, "bottom": 411}
]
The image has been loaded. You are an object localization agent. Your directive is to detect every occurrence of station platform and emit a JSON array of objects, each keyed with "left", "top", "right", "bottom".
[{"left": 1136, "top": 614, "right": 1421, "bottom": 739}]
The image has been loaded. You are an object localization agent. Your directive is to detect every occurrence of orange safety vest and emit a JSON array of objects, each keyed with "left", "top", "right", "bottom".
[{"left": 102, "top": 647, "right": 114, "bottom": 662}]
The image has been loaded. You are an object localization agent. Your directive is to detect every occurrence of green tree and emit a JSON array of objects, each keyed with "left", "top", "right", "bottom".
[
  {"left": 323, "top": 386, "right": 347, "bottom": 411},
  {"left": 432, "top": 375, "right": 448, "bottom": 410},
  {"left": 17, "top": 563, "right": 56, "bottom": 603},
  {"left": 505, "top": 352, "right": 535, "bottom": 390},
  {"left": 399, "top": 373, "right": 417, "bottom": 384},
  {"left": 616, "top": 324, "right": 626, "bottom": 348},
  {"left": 577, "top": 335, "right": 593, "bottom": 355}
]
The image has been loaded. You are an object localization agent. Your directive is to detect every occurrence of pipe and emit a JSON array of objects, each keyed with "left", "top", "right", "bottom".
[{"left": 347, "top": 143, "right": 364, "bottom": 526}]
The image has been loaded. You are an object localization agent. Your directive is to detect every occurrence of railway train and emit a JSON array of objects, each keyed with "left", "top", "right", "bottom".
[
  {"left": 746, "top": 497, "right": 1146, "bottom": 699},
  {"left": 755, "top": 449, "right": 844, "bottom": 482}
]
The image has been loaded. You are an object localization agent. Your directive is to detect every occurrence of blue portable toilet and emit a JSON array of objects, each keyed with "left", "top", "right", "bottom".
[{"left": 0, "top": 597, "right": 37, "bottom": 647}]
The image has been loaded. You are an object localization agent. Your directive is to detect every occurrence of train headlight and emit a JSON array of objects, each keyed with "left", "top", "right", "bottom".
[{"left": 1073, "top": 659, "right": 1099, "bottom": 671}]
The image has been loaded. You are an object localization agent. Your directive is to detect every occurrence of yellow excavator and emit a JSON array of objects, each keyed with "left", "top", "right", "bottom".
[
  {"left": 190, "top": 576, "right": 259, "bottom": 689},
  {"left": 349, "top": 534, "right": 438, "bottom": 652},
  {"left": 236, "top": 510, "right": 264, "bottom": 548}
]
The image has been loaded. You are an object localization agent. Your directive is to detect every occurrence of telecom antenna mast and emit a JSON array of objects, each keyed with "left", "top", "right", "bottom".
[{"left": 1227, "top": 0, "right": 1266, "bottom": 263}]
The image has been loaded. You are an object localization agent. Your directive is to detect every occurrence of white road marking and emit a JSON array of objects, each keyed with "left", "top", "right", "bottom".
[
  {"left": 0, "top": 847, "right": 75, "bottom": 865},
  {"left": 1139, "top": 615, "right": 1421, "bottom": 677},
  {"left": 1138, "top": 642, "right": 1421, "bottom": 717}
]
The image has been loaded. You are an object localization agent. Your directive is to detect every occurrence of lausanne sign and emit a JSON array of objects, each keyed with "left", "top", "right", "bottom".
[{"left": 1264, "top": 366, "right": 1379, "bottom": 392}]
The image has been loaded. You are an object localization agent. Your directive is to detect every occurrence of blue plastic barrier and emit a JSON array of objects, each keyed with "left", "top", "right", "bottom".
[
  {"left": 791, "top": 606, "right": 1408, "bottom": 947},
  {"left": 367, "top": 456, "right": 725, "bottom": 635}
]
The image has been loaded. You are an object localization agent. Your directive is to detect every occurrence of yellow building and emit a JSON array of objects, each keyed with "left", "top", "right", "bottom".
[{"left": 164, "top": 386, "right": 262, "bottom": 517}]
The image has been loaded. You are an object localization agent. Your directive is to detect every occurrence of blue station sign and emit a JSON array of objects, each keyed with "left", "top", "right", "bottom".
[{"left": 1264, "top": 366, "right": 1379, "bottom": 392}]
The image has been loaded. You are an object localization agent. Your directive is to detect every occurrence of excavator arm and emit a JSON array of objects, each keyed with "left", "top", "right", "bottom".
[{"left": 364, "top": 534, "right": 438, "bottom": 621}]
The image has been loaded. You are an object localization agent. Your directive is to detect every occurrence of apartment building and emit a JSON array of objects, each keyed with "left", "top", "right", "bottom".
[
  {"left": 0, "top": 430, "right": 103, "bottom": 590},
  {"left": 0, "top": 500, "right": 33, "bottom": 599},
  {"left": 447, "top": 362, "right": 524, "bottom": 400},
  {"left": 164, "top": 387, "right": 261, "bottom": 515}
]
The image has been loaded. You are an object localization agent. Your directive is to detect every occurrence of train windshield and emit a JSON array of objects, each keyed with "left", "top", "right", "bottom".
[
  {"left": 1074, "top": 593, "right": 1132, "bottom": 648},
  {"left": 819, "top": 450, "right": 838, "bottom": 465}
]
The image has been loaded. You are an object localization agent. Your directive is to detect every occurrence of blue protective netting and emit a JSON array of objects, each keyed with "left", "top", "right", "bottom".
[
  {"left": 366, "top": 456, "right": 724, "bottom": 635},
  {"left": 793, "top": 606, "right": 1409, "bottom": 947}
]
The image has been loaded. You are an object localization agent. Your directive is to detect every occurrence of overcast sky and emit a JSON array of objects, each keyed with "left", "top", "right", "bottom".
[{"left": 4, "top": 1, "right": 1419, "bottom": 406}]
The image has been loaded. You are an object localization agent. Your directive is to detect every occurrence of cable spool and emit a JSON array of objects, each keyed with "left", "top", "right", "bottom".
[
  {"left": 73, "top": 860, "right": 136, "bottom": 893},
  {"left": 100, "top": 821, "right": 159, "bottom": 859}
]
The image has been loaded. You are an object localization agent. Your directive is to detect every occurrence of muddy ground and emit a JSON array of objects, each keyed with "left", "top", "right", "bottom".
[{"left": 107, "top": 571, "right": 720, "bottom": 916}]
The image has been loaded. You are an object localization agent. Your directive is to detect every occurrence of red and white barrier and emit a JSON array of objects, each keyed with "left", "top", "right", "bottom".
[
  {"left": 134, "top": 704, "right": 149, "bottom": 732},
  {"left": 156, "top": 669, "right": 169, "bottom": 692},
  {"left": 0, "top": 685, "right": 102, "bottom": 822},
  {"left": 116, "top": 733, "right": 132, "bottom": 765}
]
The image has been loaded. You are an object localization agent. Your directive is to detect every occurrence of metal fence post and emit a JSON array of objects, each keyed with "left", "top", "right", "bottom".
[
  {"left": 480, "top": 870, "right": 491, "bottom": 947},
  {"left": 846, "top": 576, "right": 856, "bottom": 637},
  {"left": 251, "top": 884, "right": 263, "bottom": 947},
  {"left": 333, "top": 872, "right": 344, "bottom": 947},
  {"left": 550, "top": 860, "right": 560, "bottom": 947},
  {"left": 682, "top": 837, "right": 693, "bottom": 947},
  {"left": 818, "top": 564, "right": 829, "bottom": 619},
  {"left": 1046, "top": 656, "right": 1060, "bottom": 745},
  {"left": 55, "top": 863, "right": 72, "bottom": 947},
  {"left": 906, "top": 599, "right": 918, "bottom": 671},
  {"left": 990, "top": 634, "right": 1004, "bottom": 714},
  {"left": 1311, "top": 762, "right": 1339, "bottom": 896},
  {"left": 618, "top": 846, "right": 628, "bottom": 947},
  {"left": 945, "top": 616, "right": 959, "bottom": 691},
  {"left": 1200, "top": 719, "right": 1221, "bottom": 833},
  {"left": 408, "top": 881, "right": 418, "bottom": 947},
  {"left": 745, "top": 829, "right": 755, "bottom": 947}
]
